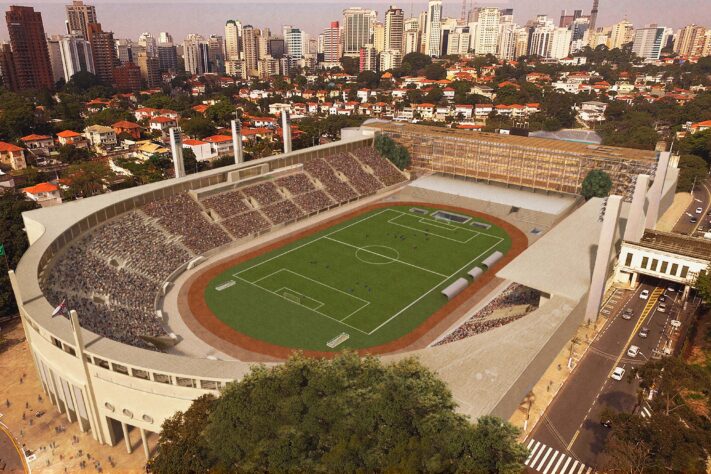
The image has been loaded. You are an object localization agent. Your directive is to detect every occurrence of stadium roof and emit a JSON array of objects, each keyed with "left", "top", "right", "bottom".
[
  {"left": 365, "top": 122, "right": 656, "bottom": 163},
  {"left": 633, "top": 230, "right": 711, "bottom": 261}
]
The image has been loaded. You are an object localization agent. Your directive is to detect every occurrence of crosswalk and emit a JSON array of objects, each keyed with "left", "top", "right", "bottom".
[
  {"left": 524, "top": 439, "right": 594, "bottom": 474},
  {"left": 640, "top": 402, "right": 652, "bottom": 418}
]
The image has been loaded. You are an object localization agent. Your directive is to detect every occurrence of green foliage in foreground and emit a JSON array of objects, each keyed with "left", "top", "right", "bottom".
[
  {"left": 149, "top": 353, "right": 527, "bottom": 473},
  {"left": 581, "top": 169, "right": 613, "bottom": 200},
  {"left": 375, "top": 134, "right": 411, "bottom": 170}
]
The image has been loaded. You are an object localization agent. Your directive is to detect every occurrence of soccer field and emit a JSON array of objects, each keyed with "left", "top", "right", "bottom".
[{"left": 203, "top": 205, "right": 512, "bottom": 351}]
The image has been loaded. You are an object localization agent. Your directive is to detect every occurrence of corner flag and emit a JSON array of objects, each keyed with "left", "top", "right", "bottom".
[{"left": 0, "top": 244, "right": 4, "bottom": 257}]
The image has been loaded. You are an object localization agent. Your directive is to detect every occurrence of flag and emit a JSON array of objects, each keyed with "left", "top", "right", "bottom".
[
  {"left": 51, "top": 299, "right": 67, "bottom": 317},
  {"left": 0, "top": 243, "right": 4, "bottom": 257}
]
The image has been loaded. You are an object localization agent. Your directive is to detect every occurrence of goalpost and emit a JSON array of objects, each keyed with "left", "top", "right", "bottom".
[{"left": 327, "top": 332, "right": 350, "bottom": 348}]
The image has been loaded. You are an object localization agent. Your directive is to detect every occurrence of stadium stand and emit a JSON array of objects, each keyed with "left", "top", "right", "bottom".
[
  {"left": 261, "top": 199, "right": 304, "bottom": 225},
  {"left": 242, "top": 181, "right": 283, "bottom": 206},
  {"left": 350, "top": 147, "right": 407, "bottom": 186},
  {"left": 221, "top": 210, "right": 271, "bottom": 238},
  {"left": 327, "top": 152, "right": 384, "bottom": 195},
  {"left": 275, "top": 173, "right": 316, "bottom": 196},
  {"left": 293, "top": 190, "right": 335, "bottom": 213},
  {"left": 202, "top": 189, "right": 250, "bottom": 220},
  {"left": 302, "top": 158, "right": 359, "bottom": 203}
]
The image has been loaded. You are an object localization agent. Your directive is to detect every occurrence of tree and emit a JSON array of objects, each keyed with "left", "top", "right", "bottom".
[
  {"left": 374, "top": 134, "right": 410, "bottom": 170},
  {"left": 57, "top": 144, "right": 92, "bottom": 164},
  {"left": 85, "top": 108, "right": 133, "bottom": 127},
  {"left": 0, "top": 192, "right": 39, "bottom": 317},
  {"left": 694, "top": 266, "right": 711, "bottom": 304},
  {"left": 423, "top": 63, "right": 446, "bottom": 80},
  {"left": 340, "top": 56, "right": 360, "bottom": 75},
  {"left": 206, "top": 100, "right": 236, "bottom": 127},
  {"left": 65, "top": 161, "right": 113, "bottom": 198},
  {"left": 0, "top": 91, "right": 38, "bottom": 140},
  {"left": 356, "top": 70, "right": 379, "bottom": 89},
  {"left": 64, "top": 71, "right": 101, "bottom": 93},
  {"left": 151, "top": 353, "right": 527, "bottom": 473},
  {"left": 400, "top": 52, "right": 432, "bottom": 76},
  {"left": 676, "top": 154, "right": 709, "bottom": 192},
  {"left": 581, "top": 170, "right": 612, "bottom": 199},
  {"left": 181, "top": 116, "right": 217, "bottom": 139}
]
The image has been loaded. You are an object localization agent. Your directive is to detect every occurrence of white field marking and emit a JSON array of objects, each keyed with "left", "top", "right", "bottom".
[
  {"left": 387, "top": 213, "right": 481, "bottom": 244},
  {"left": 366, "top": 238, "right": 503, "bottom": 335},
  {"left": 418, "top": 216, "right": 460, "bottom": 231},
  {"left": 275, "top": 286, "right": 325, "bottom": 310},
  {"left": 325, "top": 236, "right": 449, "bottom": 278},
  {"left": 232, "top": 273, "right": 370, "bottom": 335},
  {"left": 391, "top": 209, "right": 504, "bottom": 240}
]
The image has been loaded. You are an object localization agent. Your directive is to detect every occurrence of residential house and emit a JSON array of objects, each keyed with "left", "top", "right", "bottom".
[
  {"left": 22, "top": 182, "right": 62, "bottom": 207},
  {"left": 84, "top": 125, "right": 117, "bottom": 149},
  {"left": 204, "top": 135, "right": 234, "bottom": 156},
  {"left": 56, "top": 130, "right": 88, "bottom": 148},
  {"left": 0, "top": 142, "right": 26, "bottom": 170},
  {"left": 183, "top": 139, "right": 215, "bottom": 161},
  {"left": 112, "top": 121, "right": 142, "bottom": 140}
]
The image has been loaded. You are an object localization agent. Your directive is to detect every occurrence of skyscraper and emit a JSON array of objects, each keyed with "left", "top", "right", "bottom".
[
  {"left": 473, "top": 7, "right": 500, "bottom": 55},
  {"left": 321, "top": 21, "right": 342, "bottom": 62},
  {"left": 424, "top": 0, "right": 443, "bottom": 57},
  {"left": 373, "top": 22, "right": 385, "bottom": 53},
  {"left": 56, "top": 32, "right": 94, "bottom": 81},
  {"left": 225, "top": 20, "right": 241, "bottom": 61},
  {"left": 65, "top": 0, "right": 96, "bottom": 39},
  {"left": 157, "top": 43, "right": 178, "bottom": 73},
  {"left": 241, "top": 25, "right": 259, "bottom": 77},
  {"left": 549, "top": 27, "right": 573, "bottom": 59},
  {"left": 208, "top": 34, "right": 225, "bottom": 73},
  {"left": 183, "top": 34, "right": 209, "bottom": 74},
  {"left": 138, "top": 32, "right": 157, "bottom": 58},
  {"left": 343, "top": 7, "right": 376, "bottom": 56},
  {"left": 359, "top": 43, "right": 377, "bottom": 72},
  {"left": 5, "top": 6, "right": 54, "bottom": 90},
  {"left": 87, "top": 22, "right": 117, "bottom": 85},
  {"left": 0, "top": 42, "right": 18, "bottom": 91},
  {"left": 403, "top": 18, "right": 420, "bottom": 55},
  {"left": 46, "top": 36, "right": 65, "bottom": 83},
  {"left": 284, "top": 27, "right": 304, "bottom": 58},
  {"left": 609, "top": 20, "right": 634, "bottom": 50},
  {"left": 137, "top": 51, "right": 161, "bottom": 88},
  {"left": 384, "top": 6, "right": 404, "bottom": 53},
  {"left": 674, "top": 25, "right": 707, "bottom": 57},
  {"left": 632, "top": 25, "right": 667, "bottom": 59}
]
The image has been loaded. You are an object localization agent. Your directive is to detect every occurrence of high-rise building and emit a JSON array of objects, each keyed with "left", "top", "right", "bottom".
[
  {"left": 321, "top": 21, "right": 342, "bottom": 62},
  {"left": 379, "top": 49, "right": 402, "bottom": 71},
  {"left": 183, "top": 34, "right": 209, "bottom": 74},
  {"left": 46, "top": 36, "right": 65, "bottom": 83},
  {"left": 559, "top": 9, "right": 582, "bottom": 28},
  {"left": 528, "top": 15, "right": 555, "bottom": 57},
  {"left": 241, "top": 25, "right": 259, "bottom": 77},
  {"left": 424, "top": 0, "right": 443, "bottom": 57},
  {"left": 158, "top": 32, "right": 173, "bottom": 45},
  {"left": 343, "top": 7, "right": 376, "bottom": 56},
  {"left": 513, "top": 26, "right": 530, "bottom": 58},
  {"left": 114, "top": 38, "right": 133, "bottom": 64},
  {"left": 359, "top": 43, "right": 377, "bottom": 71},
  {"left": 384, "top": 6, "right": 404, "bottom": 53},
  {"left": 609, "top": 20, "right": 634, "bottom": 49},
  {"left": 225, "top": 20, "right": 241, "bottom": 61},
  {"left": 56, "top": 32, "right": 94, "bottom": 81},
  {"left": 0, "top": 42, "right": 18, "bottom": 91},
  {"left": 632, "top": 25, "right": 667, "bottom": 59},
  {"left": 137, "top": 51, "right": 161, "bottom": 88},
  {"left": 445, "top": 26, "right": 470, "bottom": 56},
  {"left": 549, "top": 27, "right": 573, "bottom": 59},
  {"left": 65, "top": 0, "right": 96, "bottom": 39},
  {"left": 674, "top": 24, "right": 707, "bottom": 57},
  {"left": 138, "top": 32, "right": 157, "bottom": 58},
  {"left": 208, "top": 34, "right": 225, "bottom": 73},
  {"left": 258, "top": 55, "right": 279, "bottom": 79},
  {"left": 473, "top": 7, "right": 500, "bottom": 55},
  {"left": 373, "top": 22, "right": 385, "bottom": 53},
  {"left": 497, "top": 22, "right": 517, "bottom": 60},
  {"left": 403, "top": 18, "right": 420, "bottom": 55},
  {"left": 268, "top": 38, "right": 285, "bottom": 59},
  {"left": 113, "top": 61, "right": 141, "bottom": 91},
  {"left": 5, "top": 6, "right": 54, "bottom": 90},
  {"left": 87, "top": 22, "right": 117, "bottom": 85},
  {"left": 157, "top": 43, "right": 178, "bottom": 72},
  {"left": 285, "top": 27, "right": 304, "bottom": 58}
]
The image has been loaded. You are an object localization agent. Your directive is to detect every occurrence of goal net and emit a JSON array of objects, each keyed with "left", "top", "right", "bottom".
[{"left": 327, "top": 332, "right": 350, "bottom": 348}]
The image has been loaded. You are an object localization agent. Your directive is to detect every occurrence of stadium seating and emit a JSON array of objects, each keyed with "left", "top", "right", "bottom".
[
  {"left": 202, "top": 189, "right": 250, "bottom": 220},
  {"left": 326, "top": 152, "right": 384, "bottom": 195},
  {"left": 302, "top": 158, "right": 359, "bottom": 203},
  {"left": 242, "top": 181, "right": 283, "bottom": 206},
  {"left": 275, "top": 173, "right": 315, "bottom": 196},
  {"left": 350, "top": 147, "right": 407, "bottom": 187}
]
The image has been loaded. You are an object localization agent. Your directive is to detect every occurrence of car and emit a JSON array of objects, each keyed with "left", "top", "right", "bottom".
[
  {"left": 601, "top": 419, "right": 612, "bottom": 428},
  {"left": 691, "top": 217, "right": 698, "bottom": 223},
  {"left": 667, "top": 286, "right": 676, "bottom": 292},
  {"left": 696, "top": 207, "right": 703, "bottom": 214},
  {"left": 627, "top": 345, "right": 640, "bottom": 358},
  {"left": 639, "top": 327, "right": 649, "bottom": 338},
  {"left": 658, "top": 303, "right": 667, "bottom": 313},
  {"left": 622, "top": 308, "right": 633, "bottom": 320},
  {"left": 659, "top": 295, "right": 666, "bottom": 302},
  {"left": 611, "top": 367, "right": 626, "bottom": 380},
  {"left": 640, "top": 290, "right": 650, "bottom": 300}
]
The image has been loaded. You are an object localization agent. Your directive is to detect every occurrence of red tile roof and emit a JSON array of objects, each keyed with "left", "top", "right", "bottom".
[
  {"left": 112, "top": 121, "right": 141, "bottom": 129},
  {"left": 183, "top": 139, "right": 208, "bottom": 146},
  {"left": 57, "top": 130, "right": 81, "bottom": 138},
  {"left": 203, "top": 135, "right": 232, "bottom": 143},
  {"left": 0, "top": 141, "right": 23, "bottom": 152},
  {"left": 23, "top": 182, "right": 58, "bottom": 194},
  {"left": 20, "top": 134, "right": 51, "bottom": 141}
]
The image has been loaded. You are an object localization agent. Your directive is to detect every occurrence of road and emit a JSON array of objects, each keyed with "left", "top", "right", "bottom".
[
  {"left": 673, "top": 176, "right": 711, "bottom": 237},
  {"left": 0, "top": 422, "right": 26, "bottom": 473},
  {"left": 523, "top": 279, "right": 692, "bottom": 473}
]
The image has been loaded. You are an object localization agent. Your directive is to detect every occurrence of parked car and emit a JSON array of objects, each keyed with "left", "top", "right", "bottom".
[
  {"left": 696, "top": 207, "right": 703, "bottom": 214},
  {"left": 639, "top": 327, "right": 649, "bottom": 338},
  {"left": 659, "top": 295, "right": 666, "bottom": 302},
  {"left": 600, "top": 419, "right": 612, "bottom": 428},
  {"left": 691, "top": 217, "right": 698, "bottom": 223},
  {"left": 611, "top": 367, "right": 626, "bottom": 381},
  {"left": 658, "top": 303, "right": 667, "bottom": 313},
  {"left": 640, "top": 290, "right": 650, "bottom": 300},
  {"left": 627, "top": 345, "right": 640, "bottom": 358},
  {"left": 622, "top": 308, "right": 634, "bottom": 320}
]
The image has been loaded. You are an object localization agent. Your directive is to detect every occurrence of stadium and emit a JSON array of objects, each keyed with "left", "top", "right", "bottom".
[{"left": 10, "top": 121, "right": 677, "bottom": 457}]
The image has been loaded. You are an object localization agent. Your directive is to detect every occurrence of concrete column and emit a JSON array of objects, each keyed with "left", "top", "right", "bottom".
[
  {"left": 682, "top": 285, "right": 690, "bottom": 301},
  {"left": 121, "top": 423, "right": 132, "bottom": 454},
  {"left": 645, "top": 152, "right": 671, "bottom": 230},
  {"left": 585, "top": 196, "right": 623, "bottom": 322},
  {"left": 140, "top": 428, "right": 150, "bottom": 460},
  {"left": 630, "top": 271, "right": 638, "bottom": 289},
  {"left": 281, "top": 109, "right": 292, "bottom": 154},
  {"left": 624, "top": 174, "right": 650, "bottom": 242},
  {"left": 169, "top": 127, "right": 185, "bottom": 179},
  {"left": 231, "top": 119, "right": 243, "bottom": 164}
]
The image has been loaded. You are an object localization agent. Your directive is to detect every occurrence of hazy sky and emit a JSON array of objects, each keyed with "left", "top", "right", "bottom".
[{"left": 0, "top": 0, "right": 709, "bottom": 41}]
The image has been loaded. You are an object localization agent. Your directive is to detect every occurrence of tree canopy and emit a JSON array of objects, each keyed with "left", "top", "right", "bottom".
[
  {"left": 375, "top": 134, "right": 411, "bottom": 170},
  {"left": 181, "top": 116, "right": 217, "bottom": 139},
  {"left": 581, "top": 170, "right": 613, "bottom": 199},
  {"left": 150, "top": 353, "right": 527, "bottom": 473},
  {"left": 676, "top": 154, "right": 709, "bottom": 192}
]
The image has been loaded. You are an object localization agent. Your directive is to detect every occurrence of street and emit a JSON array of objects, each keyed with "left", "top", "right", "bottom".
[
  {"left": 523, "top": 279, "right": 694, "bottom": 473},
  {"left": 673, "top": 177, "right": 711, "bottom": 237}
]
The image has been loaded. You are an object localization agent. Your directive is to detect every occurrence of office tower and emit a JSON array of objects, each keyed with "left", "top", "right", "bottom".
[
  {"left": 113, "top": 61, "right": 141, "bottom": 91},
  {"left": 384, "top": 6, "right": 404, "bottom": 53},
  {"left": 57, "top": 32, "right": 94, "bottom": 81},
  {"left": 321, "top": 21, "right": 342, "bottom": 62},
  {"left": 208, "top": 35, "right": 225, "bottom": 73},
  {"left": 114, "top": 38, "right": 133, "bottom": 64},
  {"left": 373, "top": 22, "right": 385, "bottom": 52},
  {"left": 343, "top": 7, "right": 376, "bottom": 56},
  {"left": 702, "top": 30, "right": 711, "bottom": 57},
  {"left": 258, "top": 56, "right": 278, "bottom": 79},
  {"left": 588, "top": 0, "right": 599, "bottom": 37},
  {"left": 159, "top": 31, "right": 173, "bottom": 44},
  {"left": 285, "top": 27, "right": 304, "bottom": 58},
  {"left": 403, "top": 18, "right": 420, "bottom": 55},
  {"left": 225, "top": 20, "right": 240, "bottom": 60},
  {"left": 559, "top": 9, "right": 582, "bottom": 28},
  {"left": 359, "top": 44, "right": 377, "bottom": 71},
  {"left": 46, "top": 36, "right": 65, "bottom": 83},
  {"left": 0, "top": 42, "right": 18, "bottom": 91},
  {"left": 137, "top": 51, "right": 161, "bottom": 87},
  {"left": 183, "top": 34, "right": 209, "bottom": 74},
  {"left": 65, "top": 0, "right": 96, "bottom": 39},
  {"left": 550, "top": 27, "right": 573, "bottom": 59},
  {"left": 268, "top": 38, "right": 285, "bottom": 58},
  {"left": 632, "top": 25, "right": 667, "bottom": 59},
  {"left": 157, "top": 43, "right": 178, "bottom": 72},
  {"left": 138, "top": 32, "right": 157, "bottom": 57},
  {"left": 258, "top": 29, "right": 270, "bottom": 59},
  {"left": 424, "top": 0, "right": 443, "bottom": 57},
  {"left": 445, "top": 26, "right": 470, "bottom": 55},
  {"left": 241, "top": 25, "right": 259, "bottom": 76},
  {"left": 499, "top": 8, "right": 514, "bottom": 23},
  {"left": 675, "top": 25, "right": 707, "bottom": 57},
  {"left": 497, "top": 23, "right": 517, "bottom": 60},
  {"left": 528, "top": 16, "right": 555, "bottom": 57},
  {"left": 609, "top": 20, "right": 634, "bottom": 49},
  {"left": 513, "top": 26, "right": 530, "bottom": 58},
  {"left": 379, "top": 49, "right": 401, "bottom": 71},
  {"left": 5, "top": 6, "right": 54, "bottom": 90},
  {"left": 87, "top": 23, "right": 117, "bottom": 84},
  {"left": 473, "top": 7, "right": 499, "bottom": 55},
  {"left": 439, "top": 18, "right": 458, "bottom": 55}
]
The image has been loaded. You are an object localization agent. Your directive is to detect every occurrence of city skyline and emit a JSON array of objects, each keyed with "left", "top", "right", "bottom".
[{"left": 0, "top": 0, "right": 707, "bottom": 42}]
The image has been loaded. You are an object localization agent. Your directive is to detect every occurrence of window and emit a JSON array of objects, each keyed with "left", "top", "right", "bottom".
[
  {"left": 641, "top": 256, "right": 649, "bottom": 269},
  {"left": 624, "top": 253, "right": 633, "bottom": 266},
  {"left": 651, "top": 259, "right": 659, "bottom": 272},
  {"left": 111, "top": 363, "right": 128, "bottom": 375},
  {"left": 660, "top": 261, "right": 668, "bottom": 274},
  {"left": 681, "top": 266, "right": 689, "bottom": 278},
  {"left": 153, "top": 373, "right": 171, "bottom": 384},
  {"left": 671, "top": 263, "right": 679, "bottom": 275}
]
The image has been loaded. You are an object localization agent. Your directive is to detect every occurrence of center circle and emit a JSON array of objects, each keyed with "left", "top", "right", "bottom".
[{"left": 355, "top": 245, "right": 400, "bottom": 265}]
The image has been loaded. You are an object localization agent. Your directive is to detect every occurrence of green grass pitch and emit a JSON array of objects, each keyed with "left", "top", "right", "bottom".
[{"left": 204, "top": 205, "right": 512, "bottom": 351}]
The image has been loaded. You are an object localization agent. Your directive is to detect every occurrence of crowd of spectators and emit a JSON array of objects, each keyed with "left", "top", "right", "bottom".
[
  {"left": 221, "top": 210, "right": 270, "bottom": 238},
  {"left": 261, "top": 200, "right": 304, "bottom": 225},
  {"left": 242, "top": 182, "right": 283, "bottom": 206},
  {"left": 328, "top": 152, "right": 384, "bottom": 195},
  {"left": 293, "top": 190, "right": 335, "bottom": 214},
  {"left": 275, "top": 173, "right": 315, "bottom": 196},
  {"left": 351, "top": 147, "right": 408, "bottom": 187},
  {"left": 436, "top": 284, "right": 540, "bottom": 345},
  {"left": 143, "top": 194, "right": 231, "bottom": 254},
  {"left": 303, "top": 158, "right": 359, "bottom": 203},
  {"left": 202, "top": 189, "right": 250, "bottom": 220}
]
